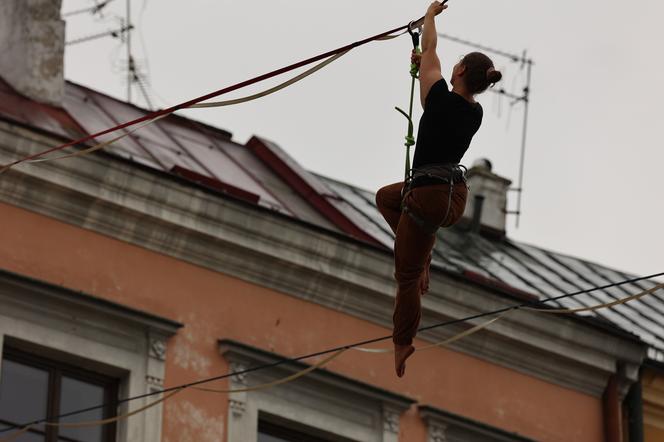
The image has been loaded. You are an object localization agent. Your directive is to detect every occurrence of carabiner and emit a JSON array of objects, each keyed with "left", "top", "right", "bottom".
[{"left": 407, "top": 21, "right": 421, "bottom": 49}]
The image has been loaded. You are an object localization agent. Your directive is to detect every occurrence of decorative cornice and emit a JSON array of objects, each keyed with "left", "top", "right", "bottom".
[
  {"left": 0, "top": 125, "right": 647, "bottom": 399},
  {"left": 419, "top": 405, "right": 534, "bottom": 442},
  {"left": 229, "top": 361, "right": 249, "bottom": 387},
  {"left": 0, "top": 267, "right": 182, "bottom": 337},
  {"left": 149, "top": 338, "right": 167, "bottom": 361},
  {"left": 219, "top": 339, "right": 415, "bottom": 411},
  {"left": 429, "top": 423, "right": 448, "bottom": 442},
  {"left": 146, "top": 375, "right": 164, "bottom": 387},
  {"left": 382, "top": 408, "right": 400, "bottom": 435},
  {"left": 228, "top": 398, "right": 247, "bottom": 418}
]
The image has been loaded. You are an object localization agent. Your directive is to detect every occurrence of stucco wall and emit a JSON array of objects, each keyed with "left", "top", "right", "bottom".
[{"left": 0, "top": 201, "right": 605, "bottom": 441}]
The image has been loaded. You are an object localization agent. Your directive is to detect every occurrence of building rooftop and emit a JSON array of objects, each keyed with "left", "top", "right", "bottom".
[{"left": 2, "top": 76, "right": 663, "bottom": 361}]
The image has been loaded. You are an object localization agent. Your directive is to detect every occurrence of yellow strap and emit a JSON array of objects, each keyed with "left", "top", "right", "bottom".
[
  {"left": 190, "top": 50, "right": 349, "bottom": 109},
  {"left": 192, "top": 349, "right": 346, "bottom": 394},
  {"left": 352, "top": 312, "right": 510, "bottom": 354},
  {"left": 524, "top": 282, "right": 664, "bottom": 314},
  {"left": 26, "top": 115, "right": 169, "bottom": 164},
  {"left": 23, "top": 51, "right": 350, "bottom": 166},
  {"left": 375, "top": 29, "right": 408, "bottom": 41},
  {"left": 417, "top": 312, "right": 509, "bottom": 351},
  {"left": 11, "top": 29, "right": 410, "bottom": 167},
  {"left": 0, "top": 388, "right": 182, "bottom": 440},
  {"left": 47, "top": 387, "right": 182, "bottom": 429},
  {"left": 0, "top": 426, "right": 31, "bottom": 442}
]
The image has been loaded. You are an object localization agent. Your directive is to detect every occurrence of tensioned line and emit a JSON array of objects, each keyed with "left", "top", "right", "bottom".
[
  {"left": 2, "top": 270, "right": 662, "bottom": 437},
  {"left": 0, "top": 19, "right": 422, "bottom": 173}
]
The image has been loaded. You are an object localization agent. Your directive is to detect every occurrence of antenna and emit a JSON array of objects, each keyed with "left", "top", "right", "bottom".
[
  {"left": 437, "top": 32, "right": 534, "bottom": 228},
  {"left": 123, "top": 0, "right": 152, "bottom": 108},
  {"left": 126, "top": 0, "right": 133, "bottom": 103},
  {"left": 65, "top": 24, "right": 133, "bottom": 46},
  {"left": 64, "top": 0, "right": 154, "bottom": 109},
  {"left": 62, "top": 0, "right": 115, "bottom": 18}
]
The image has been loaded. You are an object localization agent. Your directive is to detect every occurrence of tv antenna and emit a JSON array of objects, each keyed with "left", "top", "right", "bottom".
[{"left": 438, "top": 32, "right": 533, "bottom": 228}]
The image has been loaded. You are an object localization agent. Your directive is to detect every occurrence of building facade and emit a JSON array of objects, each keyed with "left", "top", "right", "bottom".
[{"left": 0, "top": 1, "right": 662, "bottom": 441}]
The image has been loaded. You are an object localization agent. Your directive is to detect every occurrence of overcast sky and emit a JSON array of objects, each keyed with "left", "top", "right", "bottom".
[{"left": 61, "top": 0, "right": 664, "bottom": 278}]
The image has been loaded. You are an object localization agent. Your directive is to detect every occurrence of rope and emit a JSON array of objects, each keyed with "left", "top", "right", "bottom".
[
  {"left": 0, "top": 19, "right": 424, "bottom": 173},
  {"left": 353, "top": 312, "right": 509, "bottom": 353},
  {"left": 417, "top": 312, "right": 508, "bottom": 351},
  {"left": 192, "top": 349, "right": 346, "bottom": 394},
  {"left": 0, "top": 388, "right": 182, "bottom": 442},
  {"left": 26, "top": 115, "right": 168, "bottom": 164},
  {"left": 24, "top": 50, "right": 350, "bottom": 165},
  {"left": 2, "top": 271, "right": 662, "bottom": 435},
  {"left": 395, "top": 23, "right": 421, "bottom": 181},
  {"left": 524, "top": 281, "right": 664, "bottom": 314}
]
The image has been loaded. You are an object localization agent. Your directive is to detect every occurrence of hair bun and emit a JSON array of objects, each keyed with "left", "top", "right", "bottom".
[{"left": 487, "top": 67, "right": 502, "bottom": 85}]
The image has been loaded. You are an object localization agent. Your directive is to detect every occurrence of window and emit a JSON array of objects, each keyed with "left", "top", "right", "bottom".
[
  {"left": 258, "top": 418, "right": 355, "bottom": 442},
  {"left": 222, "top": 340, "right": 413, "bottom": 442},
  {"left": 0, "top": 348, "right": 118, "bottom": 442}
]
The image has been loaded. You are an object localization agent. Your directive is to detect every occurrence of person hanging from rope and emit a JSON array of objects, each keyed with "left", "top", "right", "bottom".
[{"left": 375, "top": 1, "right": 502, "bottom": 377}]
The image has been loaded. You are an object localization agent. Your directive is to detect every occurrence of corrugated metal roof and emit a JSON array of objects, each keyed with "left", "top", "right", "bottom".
[
  {"left": 300, "top": 176, "right": 664, "bottom": 361},
  {"left": 2, "top": 77, "right": 663, "bottom": 361}
]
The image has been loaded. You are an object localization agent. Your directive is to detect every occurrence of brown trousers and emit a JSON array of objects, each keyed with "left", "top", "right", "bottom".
[{"left": 375, "top": 181, "right": 468, "bottom": 345}]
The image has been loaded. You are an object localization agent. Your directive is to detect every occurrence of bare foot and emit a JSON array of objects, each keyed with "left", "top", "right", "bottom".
[{"left": 394, "top": 344, "right": 415, "bottom": 378}]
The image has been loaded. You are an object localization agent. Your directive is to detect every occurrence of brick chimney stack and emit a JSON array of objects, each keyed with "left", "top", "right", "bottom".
[{"left": 0, "top": 0, "right": 65, "bottom": 107}]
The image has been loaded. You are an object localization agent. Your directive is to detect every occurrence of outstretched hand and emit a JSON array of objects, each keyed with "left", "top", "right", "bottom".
[{"left": 426, "top": 1, "right": 448, "bottom": 18}]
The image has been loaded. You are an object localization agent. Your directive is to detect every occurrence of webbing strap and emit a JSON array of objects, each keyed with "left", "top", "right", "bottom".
[
  {"left": 23, "top": 51, "right": 350, "bottom": 165},
  {"left": 395, "top": 23, "right": 422, "bottom": 182}
]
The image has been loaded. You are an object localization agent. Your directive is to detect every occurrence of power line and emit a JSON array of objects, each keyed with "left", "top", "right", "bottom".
[{"left": 2, "top": 270, "right": 662, "bottom": 434}]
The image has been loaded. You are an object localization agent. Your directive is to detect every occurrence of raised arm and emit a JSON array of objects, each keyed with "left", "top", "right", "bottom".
[{"left": 419, "top": 2, "right": 447, "bottom": 107}]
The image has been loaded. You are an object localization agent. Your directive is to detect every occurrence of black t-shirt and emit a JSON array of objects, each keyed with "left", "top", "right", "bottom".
[{"left": 412, "top": 78, "right": 483, "bottom": 169}]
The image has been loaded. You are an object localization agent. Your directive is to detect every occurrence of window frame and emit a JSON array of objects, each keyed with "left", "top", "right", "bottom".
[
  {"left": 221, "top": 339, "right": 415, "bottom": 442},
  {"left": 0, "top": 269, "right": 183, "bottom": 442},
  {"left": 0, "top": 346, "right": 119, "bottom": 442},
  {"left": 258, "top": 414, "right": 359, "bottom": 442}
]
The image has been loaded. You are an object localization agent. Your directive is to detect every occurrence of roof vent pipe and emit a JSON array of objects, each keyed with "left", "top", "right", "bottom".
[{"left": 471, "top": 195, "right": 485, "bottom": 234}]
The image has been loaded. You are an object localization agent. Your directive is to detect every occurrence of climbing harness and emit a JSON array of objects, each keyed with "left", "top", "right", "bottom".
[
  {"left": 395, "top": 1, "right": 465, "bottom": 235},
  {"left": 402, "top": 164, "right": 468, "bottom": 235}
]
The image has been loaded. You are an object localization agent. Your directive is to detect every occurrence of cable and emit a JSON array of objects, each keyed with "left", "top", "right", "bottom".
[
  {"left": 192, "top": 349, "right": 347, "bottom": 394},
  {"left": 24, "top": 50, "right": 350, "bottom": 164},
  {"left": 0, "top": 18, "right": 423, "bottom": 173},
  {"left": 353, "top": 312, "right": 508, "bottom": 354},
  {"left": 1, "top": 271, "right": 662, "bottom": 434},
  {"left": 0, "top": 388, "right": 182, "bottom": 442}
]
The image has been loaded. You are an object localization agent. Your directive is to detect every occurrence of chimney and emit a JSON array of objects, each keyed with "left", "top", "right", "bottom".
[
  {"left": 0, "top": 0, "right": 65, "bottom": 107},
  {"left": 463, "top": 158, "right": 512, "bottom": 237}
]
